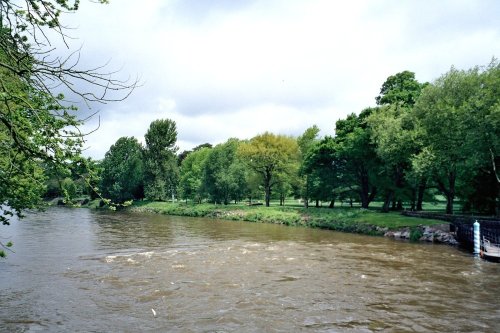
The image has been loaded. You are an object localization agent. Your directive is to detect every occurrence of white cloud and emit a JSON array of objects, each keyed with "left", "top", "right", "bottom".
[{"left": 64, "top": 0, "right": 500, "bottom": 159}]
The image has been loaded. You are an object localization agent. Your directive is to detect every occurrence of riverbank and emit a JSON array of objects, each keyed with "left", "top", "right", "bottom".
[{"left": 128, "top": 201, "right": 458, "bottom": 245}]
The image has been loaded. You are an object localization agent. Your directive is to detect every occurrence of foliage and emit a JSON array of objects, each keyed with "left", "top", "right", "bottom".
[
  {"left": 179, "top": 147, "right": 211, "bottom": 203},
  {"left": 334, "top": 109, "right": 380, "bottom": 208},
  {"left": 143, "top": 119, "right": 179, "bottom": 201},
  {"left": 0, "top": 27, "right": 86, "bottom": 225},
  {"left": 0, "top": 240, "right": 13, "bottom": 258},
  {"left": 301, "top": 136, "right": 339, "bottom": 206},
  {"left": 297, "top": 125, "right": 320, "bottom": 207},
  {"left": 202, "top": 139, "right": 247, "bottom": 205},
  {"left": 412, "top": 61, "right": 500, "bottom": 214},
  {"left": 1, "top": 0, "right": 135, "bottom": 255},
  {"left": 100, "top": 136, "right": 144, "bottom": 203},
  {"left": 375, "top": 70, "right": 427, "bottom": 107},
  {"left": 238, "top": 132, "right": 300, "bottom": 207},
  {"left": 409, "top": 227, "right": 424, "bottom": 242}
]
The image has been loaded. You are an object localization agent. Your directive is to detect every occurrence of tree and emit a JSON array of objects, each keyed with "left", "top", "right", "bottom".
[
  {"left": 1, "top": 0, "right": 136, "bottom": 253},
  {"left": 368, "top": 105, "right": 423, "bottom": 211},
  {"left": 238, "top": 132, "right": 299, "bottom": 207},
  {"left": 179, "top": 147, "right": 211, "bottom": 203},
  {"left": 100, "top": 137, "right": 144, "bottom": 203},
  {"left": 412, "top": 63, "right": 499, "bottom": 214},
  {"left": 335, "top": 110, "right": 380, "bottom": 208},
  {"left": 297, "top": 125, "right": 320, "bottom": 207},
  {"left": 376, "top": 70, "right": 427, "bottom": 107},
  {"left": 1, "top": 29, "right": 83, "bottom": 224},
  {"left": 143, "top": 119, "right": 179, "bottom": 201},
  {"left": 177, "top": 143, "right": 213, "bottom": 166},
  {"left": 202, "top": 139, "right": 247, "bottom": 205},
  {"left": 301, "top": 136, "right": 339, "bottom": 208},
  {"left": 371, "top": 71, "right": 428, "bottom": 211}
]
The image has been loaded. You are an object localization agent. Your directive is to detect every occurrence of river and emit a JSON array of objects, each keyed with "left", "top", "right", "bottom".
[{"left": 1, "top": 207, "right": 499, "bottom": 332}]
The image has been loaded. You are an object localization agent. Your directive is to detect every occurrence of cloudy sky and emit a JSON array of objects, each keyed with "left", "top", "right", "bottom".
[{"left": 60, "top": 0, "right": 499, "bottom": 159}]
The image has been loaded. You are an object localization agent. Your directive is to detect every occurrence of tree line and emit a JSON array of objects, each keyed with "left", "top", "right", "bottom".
[{"left": 66, "top": 60, "right": 499, "bottom": 216}]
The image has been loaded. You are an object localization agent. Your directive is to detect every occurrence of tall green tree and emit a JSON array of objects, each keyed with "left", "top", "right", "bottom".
[
  {"left": 335, "top": 109, "right": 380, "bottom": 208},
  {"left": 238, "top": 132, "right": 299, "bottom": 207},
  {"left": 100, "top": 137, "right": 144, "bottom": 203},
  {"left": 202, "top": 139, "right": 247, "bottom": 205},
  {"left": 301, "top": 136, "right": 340, "bottom": 208},
  {"left": 179, "top": 147, "right": 211, "bottom": 203},
  {"left": 412, "top": 63, "right": 499, "bottom": 214},
  {"left": 376, "top": 70, "right": 427, "bottom": 107},
  {"left": 368, "top": 104, "right": 429, "bottom": 211},
  {"left": 449, "top": 60, "right": 499, "bottom": 215},
  {"left": 371, "top": 71, "right": 428, "bottom": 211},
  {"left": 143, "top": 119, "right": 179, "bottom": 201},
  {"left": 297, "top": 125, "right": 320, "bottom": 207}
]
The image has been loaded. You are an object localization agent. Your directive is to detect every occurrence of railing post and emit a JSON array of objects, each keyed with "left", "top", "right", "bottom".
[{"left": 473, "top": 220, "right": 480, "bottom": 256}]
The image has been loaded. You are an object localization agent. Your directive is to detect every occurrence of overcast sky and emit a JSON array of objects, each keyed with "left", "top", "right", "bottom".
[{"left": 61, "top": 0, "right": 500, "bottom": 159}]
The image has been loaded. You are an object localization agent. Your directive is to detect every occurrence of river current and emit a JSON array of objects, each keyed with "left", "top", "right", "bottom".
[{"left": 1, "top": 207, "right": 499, "bottom": 332}]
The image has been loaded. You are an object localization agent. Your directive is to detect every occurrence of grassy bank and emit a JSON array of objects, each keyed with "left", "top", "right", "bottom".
[{"left": 129, "top": 201, "right": 445, "bottom": 236}]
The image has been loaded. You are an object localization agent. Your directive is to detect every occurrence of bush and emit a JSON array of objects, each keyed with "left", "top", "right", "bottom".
[{"left": 409, "top": 227, "right": 423, "bottom": 242}]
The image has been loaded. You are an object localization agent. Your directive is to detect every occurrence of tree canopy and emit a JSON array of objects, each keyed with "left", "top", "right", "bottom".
[
  {"left": 238, "top": 132, "right": 299, "bottom": 207},
  {"left": 100, "top": 137, "right": 144, "bottom": 203},
  {"left": 143, "top": 119, "right": 179, "bottom": 201}
]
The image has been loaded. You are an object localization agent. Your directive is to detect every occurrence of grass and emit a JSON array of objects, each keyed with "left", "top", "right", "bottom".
[{"left": 129, "top": 200, "right": 445, "bottom": 236}]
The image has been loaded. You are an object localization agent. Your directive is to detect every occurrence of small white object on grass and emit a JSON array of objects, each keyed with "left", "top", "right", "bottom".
[{"left": 151, "top": 308, "right": 157, "bottom": 318}]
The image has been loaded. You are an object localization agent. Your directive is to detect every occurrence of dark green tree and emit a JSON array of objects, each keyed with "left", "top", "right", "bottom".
[
  {"left": 297, "top": 125, "right": 320, "bottom": 207},
  {"left": 100, "top": 137, "right": 144, "bottom": 203},
  {"left": 144, "top": 119, "right": 179, "bottom": 201},
  {"left": 412, "top": 63, "right": 499, "bottom": 214},
  {"left": 368, "top": 105, "right": 422, "bottom": 211},
  {"left": 376, "top": 70, "right": 427, "bottom": 107},
  {"left": 371, "top": 71, "right": 429, "bottom": 211},
  {"left": 301, "top": 136, "right": 339, "bottom": 208},
  {"left": 203, "top": 139, "right": 247, "bottom": 205},
  {"left": 179, "top": 147, "right": 211, "bottom": 203},
  {"left": 335, "top": 109, "right": 380, "bottom": 208}
]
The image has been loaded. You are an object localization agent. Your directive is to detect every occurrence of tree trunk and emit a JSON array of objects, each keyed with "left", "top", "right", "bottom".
[
  {"left": 265, "top": 186, "right": 271, "bottom": 207},
  {"left": 303, "top": 176, "right": 309, "bottom": 208},
  {"left": 416, "top": 178, "right": 426, "bottom": 211},
  {"left": 315, "top": 199, "right": 319, "bottom": 208},
  {"left": 396, "top": 199, "right": 403, "bottom": 210},
  {"left": 438, "top": 173, "right": 455, "bottom": 214},
  {"left": 329, "top": 199, "right": 335, "bottom": 208},
  {"left": 410, "top": 188, "right": 416, "bottom": 211},
  {"left": 359, "top": 167, "right": 376, "bottom": 209},
  {"left": 446, "top": 195, "right": 454, "bottom": 214},
  {"left": 264, "top": 169, "right": 272, "bottom": 207},
  {"left": 382, "top": 191, "right": 393, "bottom": 213}
]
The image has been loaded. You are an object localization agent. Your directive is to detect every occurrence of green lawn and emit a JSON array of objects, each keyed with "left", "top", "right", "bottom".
[{"left": 129, "top": 200, "right": 445, "bottom": 235}]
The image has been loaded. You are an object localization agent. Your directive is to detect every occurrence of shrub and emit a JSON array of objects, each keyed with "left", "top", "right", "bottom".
[{"left": 409, "top": 227, "right": 423, "bottom": 242}]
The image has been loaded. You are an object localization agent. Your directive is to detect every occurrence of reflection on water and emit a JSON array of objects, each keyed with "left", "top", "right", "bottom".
[{"left": 1, "top": 207, "right": 499, "bottom": 332}]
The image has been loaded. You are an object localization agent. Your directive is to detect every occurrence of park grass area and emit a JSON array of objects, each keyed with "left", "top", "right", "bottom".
[{"left": 130, "top": 200, "right": 445, "bottom": 236}]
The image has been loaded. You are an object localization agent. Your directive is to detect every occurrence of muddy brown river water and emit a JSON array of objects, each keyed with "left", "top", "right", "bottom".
[{"left": 1, "top": 207, "right": 499, "bottom": 332}]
